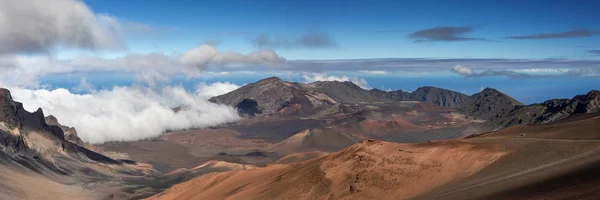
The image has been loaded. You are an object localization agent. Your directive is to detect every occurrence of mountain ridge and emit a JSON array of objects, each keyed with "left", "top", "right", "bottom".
[{"left": 209, "top": 77, "right": 469, "bottom": 116}]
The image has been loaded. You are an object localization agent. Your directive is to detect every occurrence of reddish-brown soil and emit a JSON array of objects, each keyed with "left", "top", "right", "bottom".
[
  {"left": 275, "top": 151, "right": 329, "bottom": 164},
  {"left": 147, "top": 140, "right": 505, "bottom": 200}
]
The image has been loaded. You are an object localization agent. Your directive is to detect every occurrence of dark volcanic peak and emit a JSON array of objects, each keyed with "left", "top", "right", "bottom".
[
  {"left": 479, "top": 88, "right": 523, "bottom": 106},
  {"left": 457, "top": 87, "right": 524, "bottom": 125},
  {"left": 209, "top": 76, "right": 333, "bottom": 116}
]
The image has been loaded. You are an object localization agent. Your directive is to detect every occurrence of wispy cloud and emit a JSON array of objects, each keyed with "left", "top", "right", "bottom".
[
  {"left": 451, "top": 65, "right": 600, "bottom": 79},
  {"left": 252, "top": 31, "right": 338, "bottom": 49},
  {"left": 408, "top": 26, "right": 485, "bottom": 42},
  {"left": 359, "top": 70, "right": 389, "bottom": 75},
  {"left": 589, "top": 50, "right": 600, "bottom": 56},
  {"left": 505, "top": 28, "right": 599, "bottom": 40},
  {"left": 288, "top": 58, "right": 600, "bottom": 74}
]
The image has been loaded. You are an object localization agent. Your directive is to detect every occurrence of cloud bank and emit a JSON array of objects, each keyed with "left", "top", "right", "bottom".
[
  {"left": 7, "top": 83, "right": 241, "bottom": 144},
  {"left": 195, "top": 82, "right": 241, "bottom": 99}
]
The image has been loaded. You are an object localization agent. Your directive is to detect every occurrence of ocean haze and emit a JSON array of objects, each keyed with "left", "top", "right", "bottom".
[{"left": 38, "top": 72, "right": 600, "bottom": 105}]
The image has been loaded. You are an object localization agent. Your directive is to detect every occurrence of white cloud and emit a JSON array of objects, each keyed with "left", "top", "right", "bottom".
[
  {"left": 195, "top": 82, "right": 241, "bottom": 99},
  {"left": 180, "top": 45, "right": 285, "bottom": 68},
  {"left": 6, "top": 83, "right": 241, "bottom": 144},
  {"left": 0, "top": 0, "right": 125, "bottom": 54},
  {"left": 452, "top": 65, "right": 473, "bottom": 75},
  {"left": 0, "top": 44, "right": 287, "bottom": 87},
  {"left": 179, "top": 45, "right": 219, "bottom": 67},
  {"left": 512, "top": 68, "right": 570, "bottom": 74},
  {"left": 302, "top": 73, "right": 371, "bottom": 89},
  {"left": 359, "top": 70, "right": 389, "bottom": 75}
]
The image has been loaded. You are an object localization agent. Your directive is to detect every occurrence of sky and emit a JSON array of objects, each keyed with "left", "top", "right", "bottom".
[
  {"left": 0, "top": 0, "right": 599, "bottom": 143},
  {"left": 78, "top": 0, "right": 600, "bottom": 59}
]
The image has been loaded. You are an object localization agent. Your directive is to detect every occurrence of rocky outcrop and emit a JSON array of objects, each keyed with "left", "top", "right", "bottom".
[
  {"left": 44, "top": 115, "right": 85, "bottom": 146},
  {"left": 0, "top": 89, "right": 64, "bottom": 139},
  {"left": 458, "top": 88, "right": 600, "bottom": 130}
]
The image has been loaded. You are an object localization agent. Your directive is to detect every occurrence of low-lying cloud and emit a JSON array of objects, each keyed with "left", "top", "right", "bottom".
[
  {"left": 196, "top": 81, "right": 241, "bottom": 99},
  {"left": 7, "top": 82, "right": 241, "bottom": 144},
  {"left": 302, "top": 73, "right": 370, "bottom": 89}
]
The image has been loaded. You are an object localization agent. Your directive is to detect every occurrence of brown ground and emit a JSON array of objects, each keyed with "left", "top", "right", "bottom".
[
  {"left": 417, "top": 115, "right": 600, "bottom": 200},
  {"left": 147, "top": 140, "right": 505, "bottom": 200},
  {"left": 275, "top": 151, "right": 329, "bottom": 164},
  {"left": 479, "top": 115, "right": 600, "bottom": 140},
  {"left": 0, "top": 165, "right": 94, "bottom": 200}
]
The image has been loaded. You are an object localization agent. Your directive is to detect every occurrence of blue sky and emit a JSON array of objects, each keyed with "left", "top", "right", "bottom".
[
  {"left": 80, "top": 0, "right": 600, "bottom": 60},
  {"left": 2, "top": 0, "right": 600, "bottom": 105}
]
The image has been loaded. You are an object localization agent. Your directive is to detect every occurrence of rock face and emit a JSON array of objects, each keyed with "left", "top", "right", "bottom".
[
  {"left": 0, "top": 88, "right": 64, "bottom": 139},
  {"left": 370, "top": 86, "right": 469, "bottom": 107},
  {"left": 209, "top": 77, "right": 469, "bottom": 116},
  {"left": 0, "top": 88, "right": 121, "bottom": 164},
  {"left": 44, "top": 115, "right": 85, "bottom": 146},
  {"left": 458, "top": 88, "right": 600, "bottom": 130}
]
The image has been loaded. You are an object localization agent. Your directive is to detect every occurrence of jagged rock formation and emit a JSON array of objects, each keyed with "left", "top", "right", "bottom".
[
  {"left": 44, "top": 115, "right": 85, "bottom": 146},
  {"left": 458, "top": 88, "right": 600, "bottom": 130},
  {"left": 209, "top": 77, "right": 468, "bottom": 116}
]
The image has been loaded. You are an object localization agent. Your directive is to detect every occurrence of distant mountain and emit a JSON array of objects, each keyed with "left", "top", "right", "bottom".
[
  {"left": 370, "top": 86, "right": 469, "bottom": 107},
  {"left": 209, "top": 77, "right": 338, "bottom": 116},
  {"left": 209, "top": 77, "right": 468, "bottom": 116},
  {"left": 458, "top": 88, "right": 600, "bottom": 130}
]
